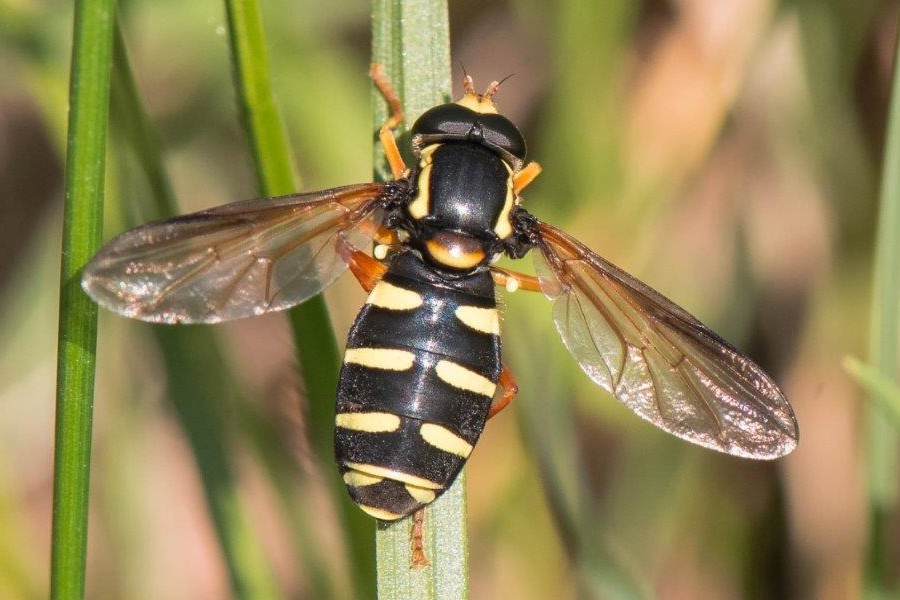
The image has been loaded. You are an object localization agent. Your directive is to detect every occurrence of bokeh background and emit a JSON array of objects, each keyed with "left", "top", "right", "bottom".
[{"left": 2, "top": 1, "right": 899, "bottom": 598}]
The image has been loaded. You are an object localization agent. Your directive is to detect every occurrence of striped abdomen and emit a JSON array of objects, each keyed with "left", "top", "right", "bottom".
[{"left": 334, "top": 251, "right": 500, "bottom": 520}]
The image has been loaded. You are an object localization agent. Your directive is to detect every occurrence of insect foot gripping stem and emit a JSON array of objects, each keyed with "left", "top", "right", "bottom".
[{"left": 411, "top": 508, "right": 430, "bottom": 568}]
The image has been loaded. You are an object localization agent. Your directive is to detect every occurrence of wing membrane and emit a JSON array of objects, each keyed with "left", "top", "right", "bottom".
[
  {"left": 82, "top": 183, "right": 387, "bottom": 323},
  {"left": 532, "top": 221, "right": 798, "bottom": 459}
]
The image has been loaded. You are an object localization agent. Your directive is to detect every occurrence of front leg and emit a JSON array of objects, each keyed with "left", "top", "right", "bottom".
[{"left": 370, "top": 63, "right": 408, "bottom": 180}]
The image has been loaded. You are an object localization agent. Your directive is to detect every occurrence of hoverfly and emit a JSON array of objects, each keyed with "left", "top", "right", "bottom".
[{"left": 82, "top": 65, "right": 798, "bottom": 525}]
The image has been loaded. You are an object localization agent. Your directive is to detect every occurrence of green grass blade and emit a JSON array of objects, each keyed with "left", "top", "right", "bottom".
[
  {"left": 375, "top": 473, "right": 468, "bottom": 600},
  {"left": 154, "top": 329, "right": 281, "bottom": 600},
  {"left": 370, "top": 2, "right": 461, "bottom": 598},
  {"left": 50, "top": 0, "right": 115, "bottom": 597},
  {"left": 370, "top": 0, "right": 452, "bottom": 179},
  {"left": 222, "top": 0, "right": 296, "bottom": 196},
  {"left": 844, "top": 357, "right": 900, "bottom": 427},
  {"left": 505, "top": 320, "right": 652, "bottom": 600},
  {"left": 108, "top": 25, "right": 176, "bottom": 218},
  {"left": 222, "top": 1, "right": 375, "bottom": 596},
  {"left": 505, "top": 1, "right": 650, "bottom": 597},
  {"left": 865, "top": 30, "right": 900, "bottom": 591},
  {"left": 109, "top": 26, "right": 281, "bottom": 600}
]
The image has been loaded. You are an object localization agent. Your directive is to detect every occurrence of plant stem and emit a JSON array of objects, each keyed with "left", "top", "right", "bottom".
[
  {"left": 110, "top": 24, "right": 281, "bottom": 599},
  {"left": 51, "top": 0, "right": 115, "bottom": 597},
  {"left": 222, "top": 0, "right": 374, "bottom": 596},
  {"left": 865, "top": 28, "right": 900, "bottom": 592},
  {"left": 370, "top": 2, "right": 467, "bottom": 599}
]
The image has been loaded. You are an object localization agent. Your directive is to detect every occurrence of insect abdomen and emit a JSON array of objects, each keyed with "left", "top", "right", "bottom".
[{"left": 334, "top": 251, "right": 500, "bottom": 520}]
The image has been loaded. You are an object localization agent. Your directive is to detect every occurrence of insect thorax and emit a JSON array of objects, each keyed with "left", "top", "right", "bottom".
[{"left": 395, "top": 142, "right": 513, "bottom": 273}]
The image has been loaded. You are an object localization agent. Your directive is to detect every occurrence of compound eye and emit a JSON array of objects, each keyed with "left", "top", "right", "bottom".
[
  {"left": 480, "top": 114, "right": 526, "bottom": 160},
  {"left": 411, "top": 104, "right": 527, "bottom": 161},
  {"left": 411, "top": 104, "right": 473, "bottom": 140},
  {"left": 423, "top": 231, "right": 486, "bottom": 271}
]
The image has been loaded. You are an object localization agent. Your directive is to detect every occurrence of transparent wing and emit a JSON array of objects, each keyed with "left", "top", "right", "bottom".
[
  {"left": 82, "top": 183, "right": 388, "bottom": 323},
  {"left": 532, "top": 220, "right": 798, "bottom": 459}
]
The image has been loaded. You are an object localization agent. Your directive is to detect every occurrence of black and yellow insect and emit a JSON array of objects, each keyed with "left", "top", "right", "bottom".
[{"left": 82, "top": 67, "right": 798, "bottom": 522}]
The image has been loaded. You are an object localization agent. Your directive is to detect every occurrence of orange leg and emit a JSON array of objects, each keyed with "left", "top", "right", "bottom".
[
  {"left": 491, "top": 267, "right": 543, "bottom": 293},
  {"left": 513, "top": 161, "right": 542, "bottom": 195},
  {"left": 337, "top": 236, "right": 387, "bottom": 293},
  {"left": 489, "top": 365, "right": 518, "bottom": 419},
  {"left": 373, "top": 225, "right": 399, "bottom": 248},
  {"left": 487, "top": 270, "right": 538, "bottom": 418},
  {"left": 370, "top": 63, "right": 408, "bottom": 180},
  {"left": 351, "top": 215, "right": 400, "bottom": 248},
  {"left": 411, "top": 508, "right": 430, "bottom": 568}
]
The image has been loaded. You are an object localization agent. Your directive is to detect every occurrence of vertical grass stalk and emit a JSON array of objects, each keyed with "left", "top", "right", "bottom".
[
  {"left": 51, "top": 0, "right": 115, "bottom": 597},
  {"left": 222, "top": 0, "right": 375, "bottom": 596},
  {"left": 865, "top": 31, "right": 900, "bottom": 591},
  {"left": 110, "top": 24, "right": 281, "bottom": 600},
  {"left": 370, "top": 2, "right": 464, "bottom": 598}
]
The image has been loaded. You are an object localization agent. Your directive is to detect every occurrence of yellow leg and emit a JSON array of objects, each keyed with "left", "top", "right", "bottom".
[
  {"left": 370, "top": 63, "right": 407, "bottom": 180},
  {"left": 513, "top": 161, "right": 542, "bottom": 195}
]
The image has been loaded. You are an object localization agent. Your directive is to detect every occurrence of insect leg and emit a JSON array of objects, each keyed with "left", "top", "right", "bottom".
[
  {"left": 411, "top": 508, "right": 430, "bottom": 568},
  {"left": 370, "top": 63, "right": 408, "bottom": 180},
  {"left": 513, "top": 161, "right": 542, "bottom": 195},
  {"left": 491, "top": 267, "right": 543, "bottom": 293},
  {"left": 373, "top": 225, "right": 399, "bottom": 247},
  {"left": 337, "top": 235, "right": 387, "bottom": 293},
  {"left": 488, "top": 365, "right": 518, "bottom": 418}
]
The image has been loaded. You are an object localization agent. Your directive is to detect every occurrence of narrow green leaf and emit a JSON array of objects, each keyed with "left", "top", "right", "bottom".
[
  {"left": 155, "top": 329, "right": 282, "bottom": 600},
  {"left": 376, "top": 473, "right": 468, "bottom": 600},
  {"left": 51, "top": 0, "right": 115, "bottom": 597},
  {"left": 371, "top": 0, "right": 452, "bottom": 180},
  {"left": 370, "top": 2, "right": 463, "bottom": 599},
  {"left": 865, "top": 32, "right": 900, "bottom": 588},
  {"left": 108, "top": 25, "right": 176, "bottom": 219},
  {"left": 506, "top": 2, "right": 652, "bottom": 597},
  {"left": 506, "top": 320, "right": 652, "bottom": 600},
  {"left": 110, "top": 26, "right": 280, "bottom": 600},
  {"left": 844, "top": 357, "right": 900, "bottom": 426},
  {"left": 222, "top": 0, "right": 374, "bottom": 596}
]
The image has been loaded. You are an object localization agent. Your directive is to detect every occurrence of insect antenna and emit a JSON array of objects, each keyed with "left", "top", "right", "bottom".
[{"left": 483, "top": 73, "right": 515, "bottom": 100}]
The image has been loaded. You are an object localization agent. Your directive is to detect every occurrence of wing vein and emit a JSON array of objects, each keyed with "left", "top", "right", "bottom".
[{"left": 531, "top": 219, "right": 798, "bottom": 458}]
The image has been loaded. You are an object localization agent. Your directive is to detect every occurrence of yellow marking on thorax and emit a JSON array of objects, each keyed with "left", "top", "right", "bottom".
[
  {"left": 344, "top": 462, "right": 443, "bottom": 490},
  {"left": 335, "top": 411, "right": 402, "bottom": 432},
  {"left": 405, "top": 484, "right": 436, "bottom": 504},
  {"left": 419, "top": 423, "right": 474, "bottom": 458},
  {"left": 344, "top": 347, "right": 415, "bottom": 370},
  {"left": 454, "top": 305, "right": 500, "bottom": 335},
  {"left": 493, "top": 165, "right": 515, "bottom": 240},
  {"left": 358, "top": 505, "right": 402, "bottom": 521},
  {"left": 367, "top": 281, "right": 423, "bottom": 310},
  {"left": 408, "top": 144, "right": 441, "bottom": 220},
  {"left": 435, "top": 360, "right": 497, "bottom": 397},
  {"left": 343, "top": 470, "right": 384, "bottom": 487},
  {"left": 419, "top": 143, "right": 441, "bottom": 162}
]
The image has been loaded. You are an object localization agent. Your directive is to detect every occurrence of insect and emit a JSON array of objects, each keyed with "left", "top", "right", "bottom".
[{"left": 82, "top": 65, "right": 798, "bottom": 524}]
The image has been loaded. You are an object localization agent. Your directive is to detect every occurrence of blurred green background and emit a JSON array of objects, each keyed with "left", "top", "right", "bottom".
[{"left": 2, "top": 0, "right": 898, "bottom": 598}]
